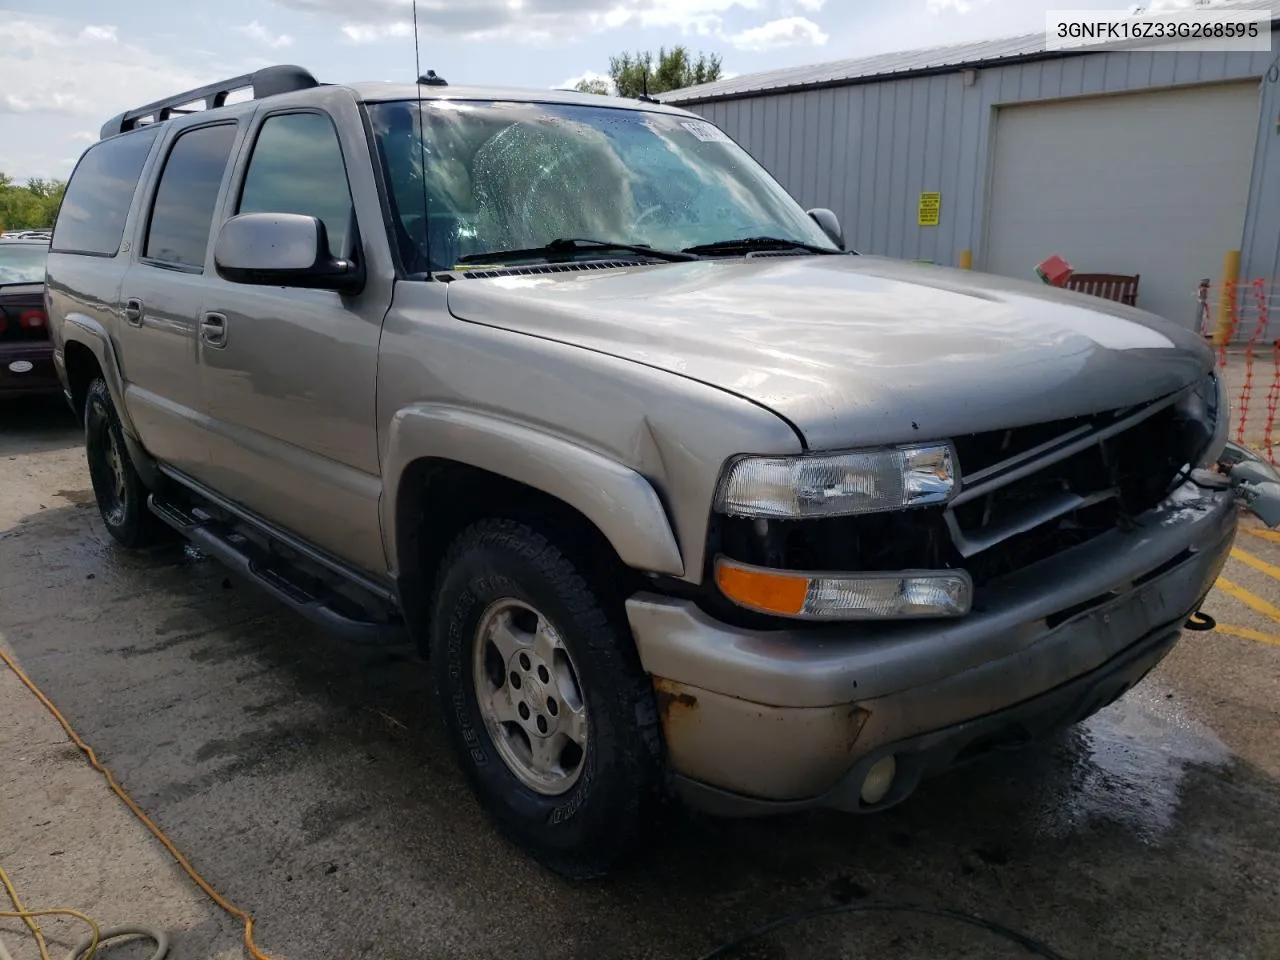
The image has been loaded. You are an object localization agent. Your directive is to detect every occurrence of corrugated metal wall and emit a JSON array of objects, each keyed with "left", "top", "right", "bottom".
[{"left": 688, "top": 50, "right": 1280, "bottom": 287}]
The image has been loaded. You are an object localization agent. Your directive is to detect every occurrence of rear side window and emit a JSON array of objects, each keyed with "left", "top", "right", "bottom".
[
  {"left": 144, "top": 124, "right": 238, "bottom": 269},
  {"left": 51, "top": 127, "right": 158, "bottom": 257},
  {"left": 238, "top": 113, "right": 354, "bottom": 258}
]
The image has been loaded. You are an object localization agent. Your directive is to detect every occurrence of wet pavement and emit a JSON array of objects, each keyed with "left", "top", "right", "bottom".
[{"left": 2, "top": 397, "right": 1279, "bottom": 960}]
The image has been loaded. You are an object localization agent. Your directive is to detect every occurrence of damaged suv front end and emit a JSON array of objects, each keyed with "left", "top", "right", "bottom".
[{"left": 627, "top": 368, "right": 1240, "bottom": 815}]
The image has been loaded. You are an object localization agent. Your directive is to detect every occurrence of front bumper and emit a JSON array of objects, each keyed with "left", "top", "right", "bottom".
[
  {"left": 0, "top": 341, "right": 59, "bottom": 398},
  {"left": 627, "top": 481, "right": 1236, "bottom": 814}
]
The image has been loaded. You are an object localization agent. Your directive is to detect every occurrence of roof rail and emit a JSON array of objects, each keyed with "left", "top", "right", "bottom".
[{"left": 99, "top": 65, "right": 320, "bottom": 140}]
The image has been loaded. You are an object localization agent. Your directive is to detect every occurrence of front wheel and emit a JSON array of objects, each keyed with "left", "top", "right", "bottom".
[
  {"left": 84, "top": 377, "right": 165, "bottom": 548},
  {"left": 429, "top": 519, "right": 666, "bottom": 878}
]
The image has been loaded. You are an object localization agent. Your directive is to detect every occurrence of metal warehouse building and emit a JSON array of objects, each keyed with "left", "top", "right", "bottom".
[{"left": 662, "top": 5, "right": 1280, "bottom": 330}]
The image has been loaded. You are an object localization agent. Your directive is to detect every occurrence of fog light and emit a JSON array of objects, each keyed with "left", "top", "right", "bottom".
[{"left": 860, "top": 756, "right": 896, "bottom": 805}]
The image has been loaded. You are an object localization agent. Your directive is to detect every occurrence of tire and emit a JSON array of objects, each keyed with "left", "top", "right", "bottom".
[
  {"left": 84, "top": 377, "right": 165, "bottom": 549},
  {"left": 429, "top": 518, "right": 666, "bottom": 878}
]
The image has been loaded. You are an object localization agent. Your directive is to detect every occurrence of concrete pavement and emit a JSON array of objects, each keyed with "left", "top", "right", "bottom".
[{"left": 2, "top": 397, "right": 1278, "bottom": 959}]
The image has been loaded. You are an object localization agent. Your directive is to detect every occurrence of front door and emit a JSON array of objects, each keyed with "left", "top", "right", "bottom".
[
  {"left": 199, "top": 102, "right": 391, "bottom": 574},
  {"left": 117, "top": 121, "right": 241, "bottom": 481}
]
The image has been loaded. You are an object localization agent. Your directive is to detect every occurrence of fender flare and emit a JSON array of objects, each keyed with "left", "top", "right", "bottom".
[
  {"left": 63, "top": 314, "right": 133, "bottom": 428},
  {"left": 383, "top": 404, "right": 685, "bottom": 577},
  {"left": 62, "top": 313, "right": 162, "bottom": 488}
]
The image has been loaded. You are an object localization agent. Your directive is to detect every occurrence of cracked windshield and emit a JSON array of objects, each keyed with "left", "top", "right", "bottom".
[{"left": 369, "top": 100, "right": 836, "bottom": 270}]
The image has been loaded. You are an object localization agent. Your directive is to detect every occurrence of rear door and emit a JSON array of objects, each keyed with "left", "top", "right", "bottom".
[
  {"left": 199, "top": 95, "right": 392, "bottom": 574},
  {"left": 116, "top": 121, "right": 242, "bottom": 479},
  {"left": 46, "top": 126, "right": 159, "bottom": 413}
]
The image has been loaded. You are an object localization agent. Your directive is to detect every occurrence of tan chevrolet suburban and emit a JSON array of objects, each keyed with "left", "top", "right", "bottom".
[{"left": 46, "top": 64, "right": 1269, "bottom": 878}]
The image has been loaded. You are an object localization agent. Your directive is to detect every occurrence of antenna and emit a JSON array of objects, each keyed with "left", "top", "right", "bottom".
[
  {"left": 412, "top": 0, "right": 433, "bottom": 277},
  {"left": 637, "top": 61, "right": 659, "bottom": 104}
]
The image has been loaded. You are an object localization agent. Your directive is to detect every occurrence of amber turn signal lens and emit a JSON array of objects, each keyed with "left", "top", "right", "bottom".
[
  {"left": 714, "top": 557, "right": 973, "bottom": 620},
  {"left": 715, "top": 560, "right": 809, "bottom": 617}
]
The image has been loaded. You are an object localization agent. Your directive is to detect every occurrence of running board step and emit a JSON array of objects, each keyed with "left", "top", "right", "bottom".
[{"left": 148, "top": 495, "right": 406, "bottom": 646}]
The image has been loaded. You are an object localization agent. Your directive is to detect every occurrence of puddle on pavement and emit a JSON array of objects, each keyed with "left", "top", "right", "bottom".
[
  {"left": 1029, "top": 678, "right": 1232, "bottom": 844},
  {"left": 182, "top": 543, "right": 210, "bottom": 564}
]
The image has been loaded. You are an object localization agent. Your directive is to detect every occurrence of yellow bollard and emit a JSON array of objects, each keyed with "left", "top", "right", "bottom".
[
  {"left": 1213, "top": 249, "right": 1241, "bottom": 346},
  {"left": 958, "top": 249, "right": 972, "bottom": 270}
]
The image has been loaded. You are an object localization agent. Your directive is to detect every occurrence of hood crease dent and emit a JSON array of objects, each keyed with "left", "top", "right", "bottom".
[{"left": 446, "top": 255, "right": 1213, "bottom": 451}]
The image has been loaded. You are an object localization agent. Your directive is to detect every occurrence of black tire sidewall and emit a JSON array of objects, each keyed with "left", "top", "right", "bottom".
[
  {"left": 84, "top": 378, "right": 153, "bottom": 548},
  {"left": 430, "top": 521, "right": 664, "bottom": 876}
]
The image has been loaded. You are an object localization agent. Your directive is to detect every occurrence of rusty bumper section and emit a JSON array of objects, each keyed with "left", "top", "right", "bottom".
[{"left": 627, "top": 482, "right": 1237, "bottom": 814}]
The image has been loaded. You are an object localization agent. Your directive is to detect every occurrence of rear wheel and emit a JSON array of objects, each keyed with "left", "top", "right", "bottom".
[
  {"left": 84, "top": 377, "right": 165, "bottom": 548},
  {"left": 429, "top": 518, "right": 666, "bottom": 878}
]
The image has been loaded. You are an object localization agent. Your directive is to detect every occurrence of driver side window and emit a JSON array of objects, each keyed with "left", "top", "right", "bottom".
[{"left": 238, "top": 112, "right": 354, "bottom": 258}]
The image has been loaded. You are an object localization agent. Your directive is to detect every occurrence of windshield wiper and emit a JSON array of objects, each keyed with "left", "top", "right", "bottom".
[
  {"left": 455, "top": 238, "right": 697, "bottom": 266},
  {"left": 681, "top": 236, "right": 840, "bottom": 256}
]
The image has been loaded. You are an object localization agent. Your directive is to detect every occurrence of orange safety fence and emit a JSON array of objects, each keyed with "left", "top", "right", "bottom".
[{"left": 1196, "top": 277, "right": 1280, "bottom": 464}]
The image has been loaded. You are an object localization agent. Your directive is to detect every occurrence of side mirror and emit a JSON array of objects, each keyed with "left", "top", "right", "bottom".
[
  {"left": 214, "top": 213, "right": 363, "bottom": 294},
  {"left": 806, "top": 208, "right": 844, "bottom": 250}
]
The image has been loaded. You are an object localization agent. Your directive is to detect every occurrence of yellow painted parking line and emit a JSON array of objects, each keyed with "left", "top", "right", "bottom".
[
  {"left": 1214, "top": 624, "right": 1280, "bottom": 647},
  {"left": 1240, "top": 526, "right": 1280, "bottom": 545},
  {"left": 1230, "top": 547, "right": 1280, "bottom": 583},
  {"left": 1215, "top": 576, "right": 1280, "bottom": 623}
]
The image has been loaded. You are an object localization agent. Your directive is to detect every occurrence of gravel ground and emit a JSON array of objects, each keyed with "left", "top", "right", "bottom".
[{"left": 2, "top": 395, "right": 1279, "bottom": 960}]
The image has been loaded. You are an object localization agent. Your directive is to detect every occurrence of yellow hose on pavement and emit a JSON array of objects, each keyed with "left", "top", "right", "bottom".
[{"left": 0, "top": 645, "right": 275, "bottom": 960}]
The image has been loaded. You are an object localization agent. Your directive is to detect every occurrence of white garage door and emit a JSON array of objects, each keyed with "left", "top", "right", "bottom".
[{"left": 984, "top": 82, "right": 1259, "bottom": 328}]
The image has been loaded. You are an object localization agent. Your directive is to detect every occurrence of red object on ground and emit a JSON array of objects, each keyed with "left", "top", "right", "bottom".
[{"left": 1035, "top": 254, "right": 1073, "bottom": 287}]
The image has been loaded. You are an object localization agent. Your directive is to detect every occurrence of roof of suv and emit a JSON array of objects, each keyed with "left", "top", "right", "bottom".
[
  {"left": 346, "top": 82, "right": 697, "bottom": 117},
  {"left": 99, "top": 66, "right": 700, "bottom": 140}
]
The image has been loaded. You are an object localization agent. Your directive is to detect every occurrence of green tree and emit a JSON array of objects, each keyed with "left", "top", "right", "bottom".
[
  {"left": 0, "top": 174, "right": 66, "bottom": 231},
  {"left": 602, "top": 46, "right": 723, "bottom": 99},
  {"left": 572, "top": 77, "right": 613, "bottom": 96}
]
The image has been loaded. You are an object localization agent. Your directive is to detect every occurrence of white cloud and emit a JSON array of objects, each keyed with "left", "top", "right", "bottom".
[
  {"left": 341, "top": 21, "right": 413, "bottom": 43},
  {"left": 596, "top": 0, "right": 768, "bottom": 37},
  {"left": 792, "top": 0, "right": 827, "bottom": 9},
  {"left": 730, "top": 16, "right": 828, "bottom": 50},
  {"left": 69, "top": 131, "right": 97, "bottom": 142},
  {"left": 80, "top": 25, "right": 118, "bottom": 42},
  {"left": 283, "top": 0, "right": 778, "bottom": 43},
  {"left": 2, "top": 91, "right": 90, "bottom": 115},
  {"left": 238, "top": 20, "right": 295, "bottom": 48},
  {"left": 0, "top": 16, "right": 264, "bottom": 126}
]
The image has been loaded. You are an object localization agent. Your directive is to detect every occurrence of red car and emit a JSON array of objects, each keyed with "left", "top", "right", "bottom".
[{"left": 0, "top": 236, "right": 58, "bottom": 399}]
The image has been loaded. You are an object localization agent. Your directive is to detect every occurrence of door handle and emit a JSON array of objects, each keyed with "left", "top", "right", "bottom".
[
  {"left": 200, "top": 312, "right": 228, "bottom": 348},
  {"left": 123, "top": 298, "right": 144, "bottom": 326}
]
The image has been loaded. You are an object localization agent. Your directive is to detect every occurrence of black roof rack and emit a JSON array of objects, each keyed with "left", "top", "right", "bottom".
[{"left": 99, "top": 64, "right": 319, "bottom": 140}]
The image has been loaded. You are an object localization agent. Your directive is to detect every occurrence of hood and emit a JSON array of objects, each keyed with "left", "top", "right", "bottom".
[{"left": 445, "top": 255, "right": 1214, "bottom": 450}]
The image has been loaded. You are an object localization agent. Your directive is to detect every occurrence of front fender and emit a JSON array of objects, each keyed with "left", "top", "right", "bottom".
[{"left": 382, "top": 404, "right": 684, "bottom": 577}]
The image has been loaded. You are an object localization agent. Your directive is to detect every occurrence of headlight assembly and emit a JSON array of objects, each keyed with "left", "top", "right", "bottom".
[
  {"left": 1176, "top": 372, "right": 1229, "bottom": 469},
  {"left": 714, "top": 443, "right": 956, "bottom": 519}
]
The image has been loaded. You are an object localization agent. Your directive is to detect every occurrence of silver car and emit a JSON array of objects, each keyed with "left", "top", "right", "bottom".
[{"left": 47, "top": 64, "right": 1253, "bottom": 877}]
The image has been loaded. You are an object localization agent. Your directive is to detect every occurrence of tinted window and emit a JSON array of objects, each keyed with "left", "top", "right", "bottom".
[
  {"left": 238, "top": 113, "right": 353, "bottom": 257},
  {"left": 144, "top": 124, "right": 237, "bottom": 268},
  {"left": 51, "top": 128, "right": 158, "bottom": 256}
]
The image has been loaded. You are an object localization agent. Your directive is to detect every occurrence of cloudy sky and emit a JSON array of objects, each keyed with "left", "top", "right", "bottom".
[{"left": 1, "top": 0, "right": 1169, "bottom": 181}]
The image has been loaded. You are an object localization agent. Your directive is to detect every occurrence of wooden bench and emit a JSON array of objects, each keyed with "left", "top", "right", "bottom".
[{"left": 1064, "top": 272, "right": 1139, "bottom": 306}]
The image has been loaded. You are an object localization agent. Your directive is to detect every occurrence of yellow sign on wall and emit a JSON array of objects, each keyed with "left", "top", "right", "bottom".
[{"left": 918, "top": 192, "right": 941, "bottom": 227}]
